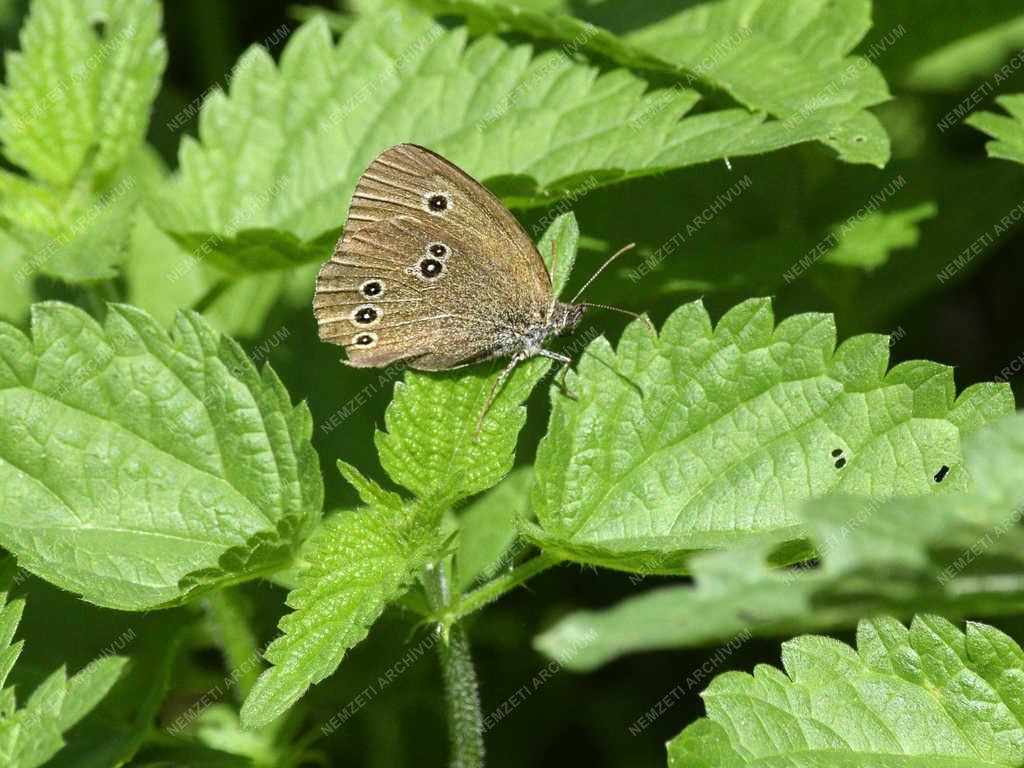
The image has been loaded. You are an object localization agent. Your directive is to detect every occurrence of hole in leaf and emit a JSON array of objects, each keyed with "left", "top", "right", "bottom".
[
  {"left": 934, "top": 465, "right": 950, "bottom": 483},
  {"left": 831, "top": 448, "right": 843, "bottom": 457},
  {"left": 787, "top": 557, "right": 821, "bottom": 573},
  {"left": 834, "top": 457, "right": 847, "bottom": 469}
]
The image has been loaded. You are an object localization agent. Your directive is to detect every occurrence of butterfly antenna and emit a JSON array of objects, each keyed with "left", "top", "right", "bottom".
[
  {"left": 570, "top": 243, "right": 637, "bottom": 304},
  {"left": 582, "top": 302, "right": 654, "bottom": 333}
]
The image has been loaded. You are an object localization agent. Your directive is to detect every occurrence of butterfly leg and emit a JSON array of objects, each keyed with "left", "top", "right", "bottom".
[
  {"left": 539, "top": 349, "right": 578, "bottom": 400},
  {"left": 473, "top": 352, "right": 527, "bottom": 442}
]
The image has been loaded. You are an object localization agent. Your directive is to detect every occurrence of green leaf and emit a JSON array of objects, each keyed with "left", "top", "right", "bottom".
[
  {"left": 0, "top": 228, "right": 32, "bottom": 324},
  {"left": 535, "top": 412, "right": 1024, "bottom": 670},
  {"left": 192, "top": 704, "right": 281, "bottom": 765},
  {"left": 376, "top": 362, "right": 550, "bottom": 505},
  {"left": 48, "top": 615, "right": 189, "bottom": 768},
  {"left": 409, "top": 0, "right": 892, "bottom": 166},
  {"left": 0, "top": 658, "right": 128, "bottom": 768},
  {"left": 529, "top": 298, "right": 1014, "bottom": 570},
  {"left": 0, "top": 165, "right": 139, "bottom": 282},
  {"left": 0, "top": 557, "right": 128, "bottom": 768},
  {"left": 0, "top": 0, "right": 165, "bottom": 185},
  {"left": 240, "top": 480, "right": 440, "bottom": 728},
  {"left": 968, "top": 93, "right": 1024, "bottom": 165},
  {"left": 154, "top": 10, "right": 890, "bottom": 272},
  {"left": 457, "top": 467, "right": 531, "bottom": 590},
  {"left": 0, "top": 302, "right": 322, "bottom": 610},
  {"left": 0, "top": 0, "right": 167, "bottom": 282},
  {"left": 666, "top": 615, "right": 1024, "bottom": 768},
  {"left": 538, "top": 212, "right": 578, "bottom": 297},
  {"left": 624, "top": 0, "right": 891, "bottom": 165},
  {"left": 820, "top": 202, "right": 938, "bottom": 270},
  {"left": 122, "top": 210, "right": 322, "bottom": 338}
]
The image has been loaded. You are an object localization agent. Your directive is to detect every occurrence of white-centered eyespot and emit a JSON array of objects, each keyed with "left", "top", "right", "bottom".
[
  {"left": 423, "top": 191, "right": 451, "bottom": 216},
  {"left": 409, "top": 257, "right": 445, "bottom": 280},
  {"left": 350, "top": 304, "right": 382, "bottom": 327},
  {"left": 359, "top": 279, "right": 384, "bottom": 297},
  {"left": 426, "top": 242, "right": 449, "bottom": 259},
  {"left": 352, "top": 332, "right": 378, "bottom": 349}
]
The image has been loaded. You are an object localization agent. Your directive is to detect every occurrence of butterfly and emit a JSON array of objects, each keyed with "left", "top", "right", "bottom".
[{"left": 313, "top": 143, "right": 643, "bottom": 433}]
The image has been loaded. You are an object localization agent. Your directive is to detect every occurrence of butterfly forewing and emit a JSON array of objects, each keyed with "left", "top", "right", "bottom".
[{"left": 314, "top": 143, "right": 555, "bottom": 369}]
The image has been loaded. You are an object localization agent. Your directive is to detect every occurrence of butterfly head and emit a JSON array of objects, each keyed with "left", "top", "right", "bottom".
[{"left": 550, "top": 301, "right": 585, "bottom": 336}]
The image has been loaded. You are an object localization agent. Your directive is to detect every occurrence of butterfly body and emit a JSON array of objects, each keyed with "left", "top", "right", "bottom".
[
  {"left": 313, "top": 143, "right": 577, "bottom": 372},
  {"left": 500, "top": 301, "right": 584, "bottom": 360}
]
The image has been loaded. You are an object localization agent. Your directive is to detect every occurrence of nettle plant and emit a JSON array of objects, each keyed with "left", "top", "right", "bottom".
[{"left": 2, "top": 0, "right": 1024, "bottom": 766}]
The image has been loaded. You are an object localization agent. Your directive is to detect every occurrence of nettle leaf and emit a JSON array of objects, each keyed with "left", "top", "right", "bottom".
[
  {"left": 241, "top": 463, "right": 442, "bottom": 729},
  {"left": 409, "top": 0, "right": 892, "bottom": 166},
  {"left": 0, "top": 302, "right": 322, "bottom": 610},
  {"left": 667, "top": 615, "right": 1024, "bottom": 768},
  {"left": 529, "top": 298, "right": 1013, "bottom": 571},
  {"left": 621, "top": 0, "right": 891, "bottom": 166},
  {"left": 0, "top": 558, "right": 127, "bottom": 768},
  {"left": 968, "top": 94, "right": 1024, "bottom": 165},
  {"left": 376, "top": 361, "right": 550, "bottom": 504},
  {"left": 535, "top": 412, "right": 1024, "bottom": 670},
  {"left": 0, "top": 0, "right": 166, "bottom": 282},
  {"left": 153, "top": 9, "right": 885, "bottom": 271},
  {"left": 123, "top": 209, "right": 321, "bottom": 339},
  {"left": 374, "top": 214, "right": 578, "bottom": 504}
]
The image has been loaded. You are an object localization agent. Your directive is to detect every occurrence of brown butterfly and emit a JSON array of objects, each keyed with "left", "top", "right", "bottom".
[{"left": 313, "top": 143, "right": 643, "bottom": 433}]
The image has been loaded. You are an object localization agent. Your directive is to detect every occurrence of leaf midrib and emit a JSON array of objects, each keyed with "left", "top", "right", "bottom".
[{"left": 0, "top": 386, "right": 275, "bottom": 530}]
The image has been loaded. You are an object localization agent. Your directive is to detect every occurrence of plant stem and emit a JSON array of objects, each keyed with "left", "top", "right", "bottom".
[
  {"left": 423, "top": 560, "right": 485, "bottom": 768},
  {"left": 421, "top": 550, "right": 561, "bottom": 766},
  {"left": 191, "top": 277, "right": 229, "bottom": 314},
  {"left": 205, "top": 587, "right": 263, "bottom": 700},
  {"left": 447, "top": 552, "right": 562, "bottom": 624},
  {"left": 438, "top": 624, "right": 485, "bottom": 768}
]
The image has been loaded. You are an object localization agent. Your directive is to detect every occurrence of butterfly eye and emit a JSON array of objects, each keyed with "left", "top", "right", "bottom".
[
  {"left": 419, "top": 258, "right": 444, "bottom": 279},
  {"left": 351, "top": 305, "right": 380, "bottom": 326},
  {"left": 427, "top": 242, "right": 448, "bottom": 259},
  {"left": 425, "top": 192, "right": 449, "bottom": 215},
  {"left": 352, "top": 332, "right": 378, "bottom": 348},
  {"left": 360, "top": 280, "right": 384, "bottom": 297}
]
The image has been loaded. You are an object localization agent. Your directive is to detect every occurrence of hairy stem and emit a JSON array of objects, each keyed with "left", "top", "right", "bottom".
[
  {"left": 439, "top": 624, "right": 485, "bottom": 768},
  {"left": 424, "top": 561, "right": 485, "bottom": 768},
  {"left": 205, "top": 586, "right": 263, "bottom": 700},
  {"left": 447, "top": 552, "right": 562, "bottom": 624}
]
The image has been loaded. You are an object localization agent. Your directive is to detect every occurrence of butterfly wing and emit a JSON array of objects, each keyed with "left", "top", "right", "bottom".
[
  {"left": 314, "top": 143, "right": 554, "bottom": 369},
  {"left": 314, "top": 214, "right": 540, "bottom": 369}
]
